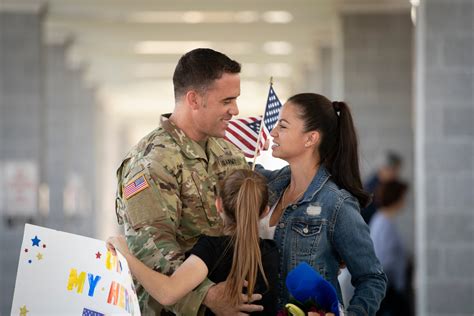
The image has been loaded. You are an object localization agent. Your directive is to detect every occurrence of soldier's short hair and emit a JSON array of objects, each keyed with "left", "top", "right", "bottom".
[{"left": 173, "top": 48, "right": 241, "bottom": 100}]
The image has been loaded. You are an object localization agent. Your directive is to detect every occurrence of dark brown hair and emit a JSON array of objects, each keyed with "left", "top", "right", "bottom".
[
  {"left": 287, "top": 93, "right": 371, "bottom": 207},
  {"left": 173, "top": 48, "right": 241, "bottom": 100},
  {"left": 375, "top": 180, "right": 408, "bottom": 208},
  {"left": 218, "top": 169, "right": 269, "bottom": 306}
]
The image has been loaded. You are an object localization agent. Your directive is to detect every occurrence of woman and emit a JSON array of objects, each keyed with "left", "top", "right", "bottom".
[
  {"left": 370, "top": 180, "right": 410, "bottom": 316},
  {"left": 108, "top": 169, "right": 279, "bottom": 315},
  {"left": 257, "top": 93, "right": 387, "bottom": 315}
]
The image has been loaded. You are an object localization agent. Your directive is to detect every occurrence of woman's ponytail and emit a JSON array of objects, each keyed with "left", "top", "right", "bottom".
[{"left": 331, "top": 101, "right": 371, "bottom": 207}]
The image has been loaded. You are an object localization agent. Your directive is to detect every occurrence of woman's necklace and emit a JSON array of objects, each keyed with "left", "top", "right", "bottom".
[
  {"left": 270, "top": 186, "right": 306, "bottom": 226},
  {"left": 280, "top": 185, "right": 305, "bottom": 210}
]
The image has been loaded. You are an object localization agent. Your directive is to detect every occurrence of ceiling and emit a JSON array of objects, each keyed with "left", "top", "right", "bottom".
[{"left": 5, "top": 0, "right": 411, "bottom": 118}]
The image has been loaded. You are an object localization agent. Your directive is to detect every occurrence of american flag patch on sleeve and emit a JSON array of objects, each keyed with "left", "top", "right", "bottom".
[{"left": 123, "top": 174, "right": 150, "bottom": 199}]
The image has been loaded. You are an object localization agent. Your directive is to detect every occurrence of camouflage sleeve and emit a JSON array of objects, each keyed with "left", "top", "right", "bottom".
[{"left": 117, "top": 162, "right": 213, "bottom": 315}]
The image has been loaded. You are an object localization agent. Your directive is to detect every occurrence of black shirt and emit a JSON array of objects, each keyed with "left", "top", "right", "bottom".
[{"left": 187, "top": 235, "right": 279, "bottom": 316}]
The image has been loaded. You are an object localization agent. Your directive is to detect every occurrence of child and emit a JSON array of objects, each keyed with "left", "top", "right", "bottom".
[{"left": 107, "top": 169, "right": 279, "bottom": 315}]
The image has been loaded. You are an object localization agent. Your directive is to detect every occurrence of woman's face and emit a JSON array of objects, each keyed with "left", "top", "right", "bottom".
[{"left": 270, "top": 102, "right": 312, "bottom": 161}]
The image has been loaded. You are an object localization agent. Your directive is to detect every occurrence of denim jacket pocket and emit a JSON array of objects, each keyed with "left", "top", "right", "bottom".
[{"left": 290, "top": 219, "right": 324, "bottom": 256}]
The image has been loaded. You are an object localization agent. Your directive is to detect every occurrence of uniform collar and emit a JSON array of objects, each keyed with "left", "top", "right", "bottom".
[
  {"left": 160, "top": 114, "right": 207, "bottom": 160},
  {"left": 160, "top": 114, "right": 229, "bottom": 161}
]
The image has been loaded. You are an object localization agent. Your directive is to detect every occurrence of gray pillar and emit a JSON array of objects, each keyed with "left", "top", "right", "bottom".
[
  {"left": 415, "top": 0, "right": 474, "bottom": 314},
  {"left": 300, "top": 46, "right": 335, "bottom": 99},
  {"left": 58, "top": 65, "right": 97, "bottom": 238},
  {"left": 44, "top": 40, "right": 74, "bottom": 230},
  {"left": 45, "top": 40, "right": 98, "bottom": 237},
  {"left": 0, "top": 4, "right": 46, "bottom": 314},
  {"left": 320, "top": 46, "right": 335, "bottom": 99},
  {"left": 343, "top": 12, "right": 415, "bottom": 249}
]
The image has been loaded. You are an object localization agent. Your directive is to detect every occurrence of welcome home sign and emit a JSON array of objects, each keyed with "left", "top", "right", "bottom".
[{"left": 11, "top": 224, "right": 140, "bottom": 315}]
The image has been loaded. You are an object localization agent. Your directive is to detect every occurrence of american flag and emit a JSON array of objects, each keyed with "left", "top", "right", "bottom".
[
  {"left": 225, "top": 85, "right": 282, "bottom": 158},
  {"left": 123, "top": 174, "right": 149, "bottom": 199},
  {"left": 225, "top": 116, "right": 265, "bottom": 158},
  {"left": 262, "top": 86, "right": 282, "bottom": 134},
  {"left": 82, "top": 307, "right": 104, "bottom": 316}
]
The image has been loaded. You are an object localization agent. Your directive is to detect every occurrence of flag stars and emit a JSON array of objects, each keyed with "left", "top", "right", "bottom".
[
  {"left": 36, "top": 253, "right": 43, "bottom": 260},
  {"left": 31, "top": 236, "right": 41, "bottom": 247}
]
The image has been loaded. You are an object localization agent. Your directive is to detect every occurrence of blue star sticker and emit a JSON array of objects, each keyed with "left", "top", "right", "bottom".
[{"left": 31, "top": 236, "right": 41, "bottom": 247}]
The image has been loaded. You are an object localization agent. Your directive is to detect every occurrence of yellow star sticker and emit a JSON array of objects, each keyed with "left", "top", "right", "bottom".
[
  {"left": 36, "top": 253, "right": 43, "bottom": 260},
  {"left": 19, "top": 305, "right": 29, "bottom": 316}
]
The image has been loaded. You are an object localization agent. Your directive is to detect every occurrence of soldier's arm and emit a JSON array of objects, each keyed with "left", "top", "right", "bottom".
[{"left": 118, "top": 163, "right": 214, "bottom": 315}]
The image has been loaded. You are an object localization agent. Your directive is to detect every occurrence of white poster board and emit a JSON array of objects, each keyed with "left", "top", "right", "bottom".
[{"left": 11, "top": 224, "right": 141, "bottom": 316}]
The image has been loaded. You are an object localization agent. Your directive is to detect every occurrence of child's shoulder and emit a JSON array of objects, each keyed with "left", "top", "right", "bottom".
[
  {"left": 260, "top": 238, "right": 278, "bottom": 254},
  {"left": 196, "top": 235, "right": 231, "bottom": 248}
]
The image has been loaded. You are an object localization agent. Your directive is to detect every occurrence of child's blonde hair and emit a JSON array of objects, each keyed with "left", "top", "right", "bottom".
[{"left": 218, "top": 169, "right": 269, "bottom": 306}]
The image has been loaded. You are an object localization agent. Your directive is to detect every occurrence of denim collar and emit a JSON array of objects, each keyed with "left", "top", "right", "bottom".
[{"left": 269, "top": 165, "right": 331, "bottom": 206}]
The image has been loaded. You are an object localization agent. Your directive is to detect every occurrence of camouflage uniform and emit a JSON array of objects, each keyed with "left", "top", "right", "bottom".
[{"left": 116, "top": 114, "right": 248, "bottom": 316}]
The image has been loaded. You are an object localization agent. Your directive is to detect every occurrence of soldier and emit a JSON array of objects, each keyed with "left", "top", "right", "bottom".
[{"left": 115, "top": 48, "right": 261, "bottom": 315}]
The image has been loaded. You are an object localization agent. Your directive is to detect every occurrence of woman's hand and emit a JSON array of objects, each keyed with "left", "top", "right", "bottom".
[{"left": 106, "top": 236, "right": 131, "bottom": 257}]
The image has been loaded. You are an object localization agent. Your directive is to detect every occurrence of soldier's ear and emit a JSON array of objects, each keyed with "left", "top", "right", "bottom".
[
  {"left": 186, "top": 90, "right": 202, "bottom": 110},
  {"left": 215, "top": 197, "right": 224, "bottom": 214}
]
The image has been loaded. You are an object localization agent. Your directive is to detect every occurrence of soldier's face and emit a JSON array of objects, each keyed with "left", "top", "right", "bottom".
[{"left": 195, "top": 73, "right": 240, "bottom": 139}]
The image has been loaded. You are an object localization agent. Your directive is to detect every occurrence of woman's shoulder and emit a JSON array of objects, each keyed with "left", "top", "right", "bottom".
[
  {"left": 305, "top": 178, "right": 360, "bottom": 218},
  {"left": 321, "top": 178, "right": 356, "bottom": 202},
  {"left": 256, "top": 164, "right": 291, "bottom": 184}
]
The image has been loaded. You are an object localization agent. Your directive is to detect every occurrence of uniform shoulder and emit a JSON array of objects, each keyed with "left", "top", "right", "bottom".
[{"left": 118, "top": 127, "right": 182, "bottom": 180}]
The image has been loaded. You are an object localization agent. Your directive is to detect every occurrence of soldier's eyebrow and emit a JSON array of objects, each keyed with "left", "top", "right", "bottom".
[{"left": 222, "top": 96, "right": 237, "bottom": 102}]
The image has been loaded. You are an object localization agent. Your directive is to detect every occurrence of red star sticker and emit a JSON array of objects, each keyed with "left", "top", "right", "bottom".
[
  {"left": 95, "top": 251, "right": 102, "bottom": 259},
  {"left": 24, "top": 248, "right": 28, "bottom": 253},
  {"left": 43, "top": 244, "right": 47, "bottom": 248}
]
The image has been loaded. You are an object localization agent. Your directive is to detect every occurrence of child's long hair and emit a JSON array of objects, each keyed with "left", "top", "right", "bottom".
[{"left": 218, "top": 169, "right": 269, "bottom": 306}]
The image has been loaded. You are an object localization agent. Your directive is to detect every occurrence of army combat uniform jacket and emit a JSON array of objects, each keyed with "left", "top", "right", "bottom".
[{"left": 116, "top": 114, "right": 248, "bottom": 316}]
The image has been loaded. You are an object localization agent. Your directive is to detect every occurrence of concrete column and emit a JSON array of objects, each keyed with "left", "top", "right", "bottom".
[
  {"left": 44, "top": 40, "right": 74, "bottom": 230},
  {"left": 343, "top": 12, "right": 415, "bottom": 251},
  {"left": 45, "top": 40, "right": 98, "bottom": 237},
  {"left": 0, "top": 4, "right": 46, "bottom": 314},
  {"left": 415, "top": 0, "right": 474, "bottom": 314},
  {"left": 58, "top": 65, "right": 97, "bottom": 238},
  {"left": 300, "top": 46, "right": 335, "bottom": 99}
]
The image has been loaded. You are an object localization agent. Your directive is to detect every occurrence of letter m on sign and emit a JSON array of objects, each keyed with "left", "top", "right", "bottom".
[{"left": 67, "top": 268, "right": 86, "bottom": 294}]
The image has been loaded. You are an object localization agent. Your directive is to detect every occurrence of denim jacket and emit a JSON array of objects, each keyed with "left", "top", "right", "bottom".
[{"left": 257, "top": 165, "right": 387, "bottom": 316}]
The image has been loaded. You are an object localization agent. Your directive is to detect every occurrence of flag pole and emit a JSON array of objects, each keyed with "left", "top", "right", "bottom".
[{"left": 251, "top": 77, "right": 273, "bottom": 171}]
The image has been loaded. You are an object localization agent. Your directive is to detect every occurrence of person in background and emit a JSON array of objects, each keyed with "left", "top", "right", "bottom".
[
  {"left": 109, "top": 169, "right": 279, "bottom": 315},
  {"left": 369, "top": 180, "right": 409, "bottom": 316},
  {"left": 361, "top": 151, "right": 403, "bottom": 224},
  {"left": 257, "top": 93, "right": 387, "bottom": 315}
]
